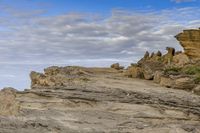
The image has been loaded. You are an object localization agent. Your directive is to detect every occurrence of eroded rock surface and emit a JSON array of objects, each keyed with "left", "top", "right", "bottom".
[
  {"left": 175, "top": 28, "right": 200, "bottom": 60},
  {"left": 0, "top": 66, "right": 200, "bottom": 132}
]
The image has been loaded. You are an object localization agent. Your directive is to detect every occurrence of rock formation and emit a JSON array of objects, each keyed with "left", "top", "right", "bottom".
[
  {"left": 0, "top": 28, "right": 200, "bottom": 132},
  {"left": 1, "top": 66, "right": 200, "bottom": 132},
  {"left": 126, "top": 28, "right": 200, "bottom": 94},
  {"left": 110, "top": 63, "right": 124, "bottom": 70},
  {"left": 175, "top": 28, "right": 200, "bottom": 60}
]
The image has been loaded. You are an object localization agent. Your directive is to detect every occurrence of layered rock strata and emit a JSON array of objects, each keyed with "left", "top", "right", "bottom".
[
  {"left": 175, "top": 28, "right": 200, "bottom": 60},
  {"left": 1, "top": 66, "right": 200, "bottom": 132}
]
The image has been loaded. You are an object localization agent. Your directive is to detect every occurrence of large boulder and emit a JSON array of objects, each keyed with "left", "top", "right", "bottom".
[
  {"left": 160, "top": 76, "right": 174, "bottom": 88},
  {"left": 141, "top": 61, "right": 164, "bottom": 80},
  {"left": 175, "top": 29, "right": 200, "bottom": 60},
  {"left": 174, "top": 77, "right": 195, "bottom": 90},
  {"left": 153, "top": 71, "right": 164, "bottom": 83},
  {"left": 125, "top": 66, "right": 143, "bottom": 78},
  {"left": 172, "top": 53, "right": 190, "bottom": 67}
]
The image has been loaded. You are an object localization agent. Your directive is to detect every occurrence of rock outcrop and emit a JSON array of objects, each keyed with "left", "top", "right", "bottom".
[
  {"left": 0, "top": 28, "right": 200, "bottom": 133},
  {"left": 1, "top": 66, "right": 200, "bottom": 132},
  {"left": 126, "top": 28, "right": 200, "bottom": 94},
  {"left": 175, "top": 28, "right": 200, "bottom": 60},
  {"left": 0, "top": 88, "right": 19, "bottom": 116},
  {"left": 110, "top": 63, "right": 124, "bottom": 70}
]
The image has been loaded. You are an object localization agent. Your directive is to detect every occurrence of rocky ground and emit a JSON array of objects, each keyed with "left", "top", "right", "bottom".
[{"left": 0, "top": 66, "right": 200, "bottom": 133}]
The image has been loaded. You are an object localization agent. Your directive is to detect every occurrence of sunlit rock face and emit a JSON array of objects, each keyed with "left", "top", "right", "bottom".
[{"left": 175, "top": 28, "right": 200, "bottom": 60}]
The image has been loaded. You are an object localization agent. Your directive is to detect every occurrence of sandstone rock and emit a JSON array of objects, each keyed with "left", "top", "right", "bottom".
[
  {"left": 174, "top": 77, "right": 195, "bottom": 90},
  {"left": 144, "top": 51, "right": 150, "bottom": 59},
  {"left": 156, "top": 51, "right": 162, "bottom": 56},
  {"left": 0, "top": 88, "right": 19, "bottom": 116},
  {"left": 44, "top": 66, "right": 60, "bottom": 75},
  {"left": 160, "top": 76, "right": 174, "bottom": 88},
  {"left": 163, "top": 47, "right": 175, "bottom": 65},
  {"left": 193, "top": 85, "right": 200, "bottom": 95},
  {"left": 175, "top": 29, "right": 200, "bottom": 60},
  {"left": 1, "top": 66, "right": 200, "bottom": 132},
  {"left": 172, "top": 53, "right": 190, "bottom": 67},
  {"left": 141, "top": 61, "right": 164, "bottom": 80},
  {"left": 138, "top": 51, "right": 150, "bottom": 65},
  {"left": 30, "top": 67, "right": 90, "bottom": 88},
  {"left": 153, "top": 71, "right": 164, "bottom": 83},
  {"left": 30, "top": 71, "right": 55, "bottom": 88},
  {"left": 110, "top": 63, "right": 124, "bottom": 70},
  {"left": 150, "top": 52, "right": 155, "bottom": 58},
  {"left": 125, "top": 66, "right": 143, "bottom": 78},
  {"left": 175, "top": 51, "right": 182, "bottom": 55}
]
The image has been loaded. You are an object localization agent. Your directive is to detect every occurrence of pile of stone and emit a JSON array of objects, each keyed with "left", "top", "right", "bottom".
[{"left": 124, "top": 28, "right": 200, "bottom": 95}]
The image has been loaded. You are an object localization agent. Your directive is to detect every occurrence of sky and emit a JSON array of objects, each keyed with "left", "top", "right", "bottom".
[{"left": 0, "top": 0, "right": 200, "bottom": 90}]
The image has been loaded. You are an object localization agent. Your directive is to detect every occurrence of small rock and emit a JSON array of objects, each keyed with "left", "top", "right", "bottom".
[{"left": 110, "top": 63, "right": 124, "bottom": 70}]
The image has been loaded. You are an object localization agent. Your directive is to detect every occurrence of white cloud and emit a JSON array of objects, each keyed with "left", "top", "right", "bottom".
[{"left": 0, "top": 6, "right": 199, "bottom": 66}]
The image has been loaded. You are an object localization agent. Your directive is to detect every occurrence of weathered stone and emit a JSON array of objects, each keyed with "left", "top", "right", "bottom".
[
  {"left": 160, "top": 76, "right": 174, "bottom": 88},
  {"left": 1, "top": 66, "right": 200, "bottom": 132},
  {"left": 172, "top": 53, "right": 190, "bottom": 67},
  {"left": 163, "top": 47, "right": 175, "bottom": 65},
  {"left": 0, "top": 88, "right": 19, "bottom": 116},
  {"left": 175, "top": 51, "right": 182, "bottom": 55},
  {"left": 110, "top": 63, "right": 124, "bottom": 70},
  {"left": 144, "top": 51, "right": 150, "bottom": 59},
  {"left": 141, "top": 61, "right": 164, "bottom": 80},
  {"left": 175, "top": 29, "right": 200, "bottom": 60},
  {"left": 150, "top": 52, "right": 155, "bottom": 58},
  {"left": 193, "top": 85, "right": 200, "bottom": 95},
  {"left": 153, "top": 71, "right": 164, "bottom": 83},
  {"left": 156, "top": 51, "right": 162, "bottom": 57},
  {"left": 125, "top": 66, "right": 143, "bottom": 78},
  {"left": 174, "top": 77, "right": 195, "bottom": 90}
]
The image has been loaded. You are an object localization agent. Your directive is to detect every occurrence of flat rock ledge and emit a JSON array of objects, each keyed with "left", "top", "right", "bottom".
[{"left": 0, "top": 66, "right": 200, "bottom": 133}]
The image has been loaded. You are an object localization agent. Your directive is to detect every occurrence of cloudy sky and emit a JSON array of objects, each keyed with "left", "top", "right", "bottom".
[{"left": 0, "top": 0, "right": 200, "bottom": 89}]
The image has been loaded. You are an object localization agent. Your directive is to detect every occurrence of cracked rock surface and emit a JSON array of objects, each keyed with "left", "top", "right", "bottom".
[{"left": 0, "top": 66, "right": 200, "bottom": 133}]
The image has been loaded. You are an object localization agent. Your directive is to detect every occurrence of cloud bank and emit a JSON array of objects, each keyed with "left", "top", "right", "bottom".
[{"left": 0, "top": 5, "right": 200, "bottom": 66}]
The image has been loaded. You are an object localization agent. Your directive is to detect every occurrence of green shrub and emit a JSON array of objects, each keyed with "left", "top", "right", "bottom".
[
  {"left": 164, "top": 67, "right": 182, "bottom": 75},
  {"left": 183, "top": 66, "right": 200, "bottom": 75},
  {"left": 194, "top": 74, "right": 200, "bottom": 84}
]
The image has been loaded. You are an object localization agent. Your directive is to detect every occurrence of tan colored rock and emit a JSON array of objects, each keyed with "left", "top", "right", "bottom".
[
  {"left": 163, "top": 47, "right": 175, "bottom": 64},
  {"left": 0, "top": 88, "right": 19, "bottom": 116},
  {"left": 110, "top": 63, "right": 124, "bottom": 70},
  {"left": 156, "top": 51, "right": 162, "bottom": 57},
  {"left": 144, "top": 51, "right": 150, "bottom": 59},
  {"left": 172, "top": 53, "right": 190, "bottom": 67},
  {"left": 125, "top": 66, "right": 143, "bottom": 78},
  {"left": 175, "top": 29, "right": 200, "bottom": 60},
  {"left": 193, "top": 85, "right": 200, "bottom": 95},
  {"left": 153, "top": 71, "right": 164, "bottom": 83},
  {"left": 141, "top": 61, "right": 164, "bottom": 80},
  {"left": 174, "top": 77, "right": 195, "bottom": 90},
  {"left": 175, "top": 51, "right": 182, "bottom": 55},
  {"left": 150, "top": 52, "right": 155, "bottom": 58},
  {"left": 160, "top": 76, "right": 174, "bottom": 88}
]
